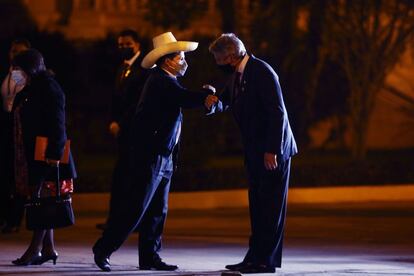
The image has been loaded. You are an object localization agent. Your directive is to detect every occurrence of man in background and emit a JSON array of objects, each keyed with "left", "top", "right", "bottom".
[
  {"left": 109, "top": 29, "right": 149, "bottom": 139},
  {"left": 97, "top": 29, "right": 149, "bottom": 230}
]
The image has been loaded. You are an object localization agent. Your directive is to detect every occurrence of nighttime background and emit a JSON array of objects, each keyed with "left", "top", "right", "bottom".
[{"left": 1, "top": 0, "right": 413, "bottom": 193}]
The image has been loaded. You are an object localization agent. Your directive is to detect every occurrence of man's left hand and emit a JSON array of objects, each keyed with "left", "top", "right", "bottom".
[{"left": 264, "top": 152, "right": 278, "bottom": 170}]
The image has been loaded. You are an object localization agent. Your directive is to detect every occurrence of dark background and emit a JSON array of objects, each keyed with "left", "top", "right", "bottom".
[{"left": 1, "top": 0, "right": 413, "bottom": 192}]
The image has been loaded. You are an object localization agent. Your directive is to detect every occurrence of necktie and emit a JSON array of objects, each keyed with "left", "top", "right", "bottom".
[
  {"left": 233, "top": 72, "right": 242, "bottom": 100},
  {"left": 120, "top": 63, "right": 131, "bottom": 82}
]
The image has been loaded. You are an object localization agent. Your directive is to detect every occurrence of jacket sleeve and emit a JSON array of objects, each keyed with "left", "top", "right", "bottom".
[
  {"left": 256, "top": 64, "right": 285, "bottom": 155},
  {"left": 44, "top": 79, "right": 67, "bottom": 160},
  {"left": 206, "top": 81, "right": 231, "bottom": 115},
  {"left": 110, "top": 92, "right": 121, "bottom": 123},
  {"left": 164, "top": 77, "right": 208, "bottom": 109}
]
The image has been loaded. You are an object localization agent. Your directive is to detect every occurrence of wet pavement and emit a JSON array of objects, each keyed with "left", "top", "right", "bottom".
[{"left": 1, "top": 201, "right": 414, "bottom": 275}]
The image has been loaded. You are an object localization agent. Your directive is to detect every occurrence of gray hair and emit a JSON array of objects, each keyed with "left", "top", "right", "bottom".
[{"left": 209, "top": 33, "right": 246, "bottom": 58}]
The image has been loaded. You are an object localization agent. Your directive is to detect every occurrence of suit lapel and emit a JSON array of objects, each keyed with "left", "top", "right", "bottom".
[
  {"left": 233, "top": 55, "right": 254, "bottom": 103},
  {"left": 229, "top": 73, "right": 237, "bottom": 104},
  {"left": 241, "top": 55, "right": 254, "bottom": 92}
]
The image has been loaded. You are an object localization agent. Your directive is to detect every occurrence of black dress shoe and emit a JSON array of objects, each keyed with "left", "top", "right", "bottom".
[
  {"left": 94, "top": 253, "right": 111, "bottom": 272},
  {"left": 140, "top": 256, "right": 178, "bottom": 271},
  {"left": 36, "top": 251, "right": 58, "bottom": 265},
  {"left": 12, "top": 252, "right": 42, "bottom": 266},
  {"left": 238, "top": 264, "right": 275, "bottom": 274},
  {"left": 225, "top": 261, "right": 252, "bottom": 271}
]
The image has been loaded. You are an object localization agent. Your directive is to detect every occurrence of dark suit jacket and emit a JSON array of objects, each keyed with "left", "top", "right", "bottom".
[
  {"left": 129, "top": 68, "right": 209, "bottom": 159},
  {"left": 13, "top": 74, "right": 76, "bottom": 186},
  {"left": 111, "top": 55, "right": 149, "bottom": 133},
  {"left": 213, "top": 55, "right": 298, "bottom": 164}
]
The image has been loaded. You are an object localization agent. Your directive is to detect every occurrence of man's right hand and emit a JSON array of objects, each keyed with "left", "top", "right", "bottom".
[
  {"left": 109, "top": 121, "right": 120, "bottom": 137},
  {"left": 204, "top": 95, "right": 218, "bottom": 110}
]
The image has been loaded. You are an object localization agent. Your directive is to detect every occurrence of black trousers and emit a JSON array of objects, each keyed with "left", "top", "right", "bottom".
[
  {"left": 94, "top": 153, "right": 173, "bottom": 264},
  {"left": 243, "top": 157, "right": 291, "bottom": 268},
  {"left": 107, "top": 134, "right": 132, "bottom": 221}
]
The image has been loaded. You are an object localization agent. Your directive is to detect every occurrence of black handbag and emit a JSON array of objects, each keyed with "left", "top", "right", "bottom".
[{"left": 25, "top": 165, "right": 75, "bottom": 230}]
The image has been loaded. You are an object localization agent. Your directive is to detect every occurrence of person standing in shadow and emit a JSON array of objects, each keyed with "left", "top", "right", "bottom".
[
  {"left": 0, "top": 38, "right": 31, "bottom": 234},
  {"left": 96, "top": 29, "right": 149, "bottom": 231}
]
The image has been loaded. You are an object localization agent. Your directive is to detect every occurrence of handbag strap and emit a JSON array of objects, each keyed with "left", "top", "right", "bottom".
[
  {"left": 55, "top": 165, "right": 61, "bottom": 199},
  {"left": 34, "top": 165, "right": 61, "bottom": 200}
]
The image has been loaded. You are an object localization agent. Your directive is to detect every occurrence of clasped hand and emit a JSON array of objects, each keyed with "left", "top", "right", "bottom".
[
  {"left": 205, "top": 95, "right": 218, "bottom": 109},
  {"left": 203, "top": 84, "right": 218, "bottom": 109}
]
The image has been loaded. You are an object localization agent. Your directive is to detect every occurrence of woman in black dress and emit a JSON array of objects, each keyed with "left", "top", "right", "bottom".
[{"left": 10, "top": 49, "right": 76, "bottom": 266}]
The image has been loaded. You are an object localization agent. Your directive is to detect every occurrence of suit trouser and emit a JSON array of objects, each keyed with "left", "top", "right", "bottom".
[
  {"left": 107, "top": 155, "right": 127, "bottom": 224},
  {"left": 243, "top": 157, "right": 291, "bottom": 268},
  {"left": 107, "top": 137, "right": 132, "bottom": 222},
  {"left": 94, "top": 153, "right": 173, "bottom": 263}
]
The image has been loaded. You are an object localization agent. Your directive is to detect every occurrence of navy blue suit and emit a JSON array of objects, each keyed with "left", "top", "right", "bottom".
[
  {"left": 211, "top": 55, "right": 297, "bottom": 267},
  {"left": 94, "top": 68, "right": 209, "bottom": 264}
]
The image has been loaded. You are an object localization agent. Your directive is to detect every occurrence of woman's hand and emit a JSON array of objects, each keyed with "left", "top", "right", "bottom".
[{"left": 46, "top": 158, "right": 60, "bottom": 167}]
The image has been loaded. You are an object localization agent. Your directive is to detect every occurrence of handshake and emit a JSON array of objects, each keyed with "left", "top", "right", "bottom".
[{"left": 203, "top": 84, "right": 219, "bottom": 110}]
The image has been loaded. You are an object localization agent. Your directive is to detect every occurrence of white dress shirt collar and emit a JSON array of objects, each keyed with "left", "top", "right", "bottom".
[
  {"left": 125, "top": 51, "right": 141, "bottom": 66},
  {"left": 236, "top": 54, "right": 250, "bottom": 76}
]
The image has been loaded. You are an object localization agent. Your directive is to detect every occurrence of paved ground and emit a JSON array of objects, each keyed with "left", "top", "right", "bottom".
[{"left": 1, "top": 201, "right": 414, "bottom": 275}]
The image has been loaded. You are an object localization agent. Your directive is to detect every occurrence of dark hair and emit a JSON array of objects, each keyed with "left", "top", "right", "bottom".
[
  {"left": 118, "top": 29, "right": 140, "bottom": 42},
  {"left": 11, "top": 38, "right": 31, "bottom": 48},
  {"left": 12, "top": 48, "right": 47, "bottom": 78},
  {"left": 155, "top": 52, "right": 179, "bottom": 67}
]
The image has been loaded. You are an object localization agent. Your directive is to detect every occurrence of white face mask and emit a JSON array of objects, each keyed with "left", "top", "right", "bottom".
[
  {"left": 167, "top": 60, "right": 188, "bottom": 77},
  {"left": 10, "top": 70, "right": 27, "bottom": 86}
]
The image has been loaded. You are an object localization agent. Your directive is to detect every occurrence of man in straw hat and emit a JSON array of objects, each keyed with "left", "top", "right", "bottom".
[
  {"left": 207, "top": 33, "right": 298, "bottom": 274},
  {"left": 93, "top": 32, "right": 218, "bottom": 272}
]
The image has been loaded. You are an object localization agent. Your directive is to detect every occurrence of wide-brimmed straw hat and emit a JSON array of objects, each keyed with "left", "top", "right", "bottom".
[{"left": 141, "top": 32, "right": 198, "bottom": 69}]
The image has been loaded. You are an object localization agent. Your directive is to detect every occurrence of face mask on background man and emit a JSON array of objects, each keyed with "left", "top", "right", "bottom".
[
  {"left": 10, "top": 70, "right": 27, "bottom": 86},
  {"left": 119, "top": 47, "right": 135, "bottom": 60}
]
